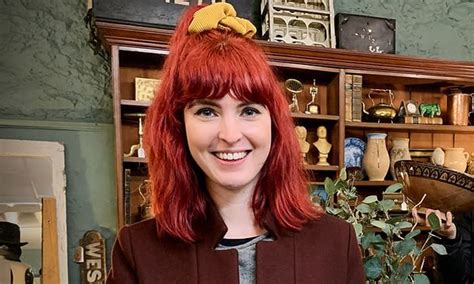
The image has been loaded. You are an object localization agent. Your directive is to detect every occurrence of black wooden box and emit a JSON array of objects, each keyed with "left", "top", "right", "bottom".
[
  {"left": 336, "top": 13, "right": 396, "bottom": 54},
  {"left": 93, "top": 0, "right": 260, "bottom": 31}
]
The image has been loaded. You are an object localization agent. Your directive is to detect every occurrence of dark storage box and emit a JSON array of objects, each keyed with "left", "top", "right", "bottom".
[
  {"left": 336, "top": 13, "right": 395, "bottom": 54},
  {"left": 93, "top": 0, "right": 260, "bottom": 30}
]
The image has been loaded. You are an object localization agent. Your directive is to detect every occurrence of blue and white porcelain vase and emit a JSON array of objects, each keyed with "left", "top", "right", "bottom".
[{"left": 363, "top": 133, "right": 390, "bottom": 181}]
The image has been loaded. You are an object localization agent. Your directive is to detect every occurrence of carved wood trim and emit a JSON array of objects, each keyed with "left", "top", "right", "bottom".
[{"left": 96, "top": 21, "right": 474, "bottom": 80}]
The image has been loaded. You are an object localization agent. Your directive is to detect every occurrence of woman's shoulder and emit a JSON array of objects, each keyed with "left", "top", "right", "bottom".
[{"left": 117, "top": 218, "right": 158, "bottom": 243}]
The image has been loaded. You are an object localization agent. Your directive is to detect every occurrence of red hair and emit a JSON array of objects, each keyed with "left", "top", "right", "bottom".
[{"left": 144, "top": 5, "right": 323, "bottom": 242}]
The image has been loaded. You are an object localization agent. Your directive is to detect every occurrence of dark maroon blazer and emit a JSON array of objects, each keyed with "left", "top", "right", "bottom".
[{"left": 107, "top": 205, "right": 365, "bottom": 283}]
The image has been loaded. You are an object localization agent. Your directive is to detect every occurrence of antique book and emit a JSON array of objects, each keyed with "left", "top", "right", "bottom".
[
  {"left": 124, "top": 168, "right": 132, "bottom": 224},
  {"left": 344, "top": 74, "right": 353, "bottom": 121},
  {"left": 352, "top": 75, "right": 363, "bottom": 122},
  {"left": 403, "top": 116, "right": 443, "bottom": 125}
]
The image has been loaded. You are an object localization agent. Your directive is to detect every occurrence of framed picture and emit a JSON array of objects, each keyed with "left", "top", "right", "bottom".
[
  {"left": 402, "top": 100, "right": 419, "bottom": 116},
  {"left": 135, "top": 78, "right": 161, "bottom": 102}
]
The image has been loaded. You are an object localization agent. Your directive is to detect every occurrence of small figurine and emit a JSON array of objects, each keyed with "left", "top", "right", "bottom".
[
  {"left": 313, "top": 126, "right": 332, "bottom": 166},
  {"left": 295, "top": 126, "right": 310, "bottom": 164},
  {"left": 419, "top": 103, "right": 441, "bottom": 118},
  {"left": 305, "top": 79, "right": 320, "bottom": 114}
]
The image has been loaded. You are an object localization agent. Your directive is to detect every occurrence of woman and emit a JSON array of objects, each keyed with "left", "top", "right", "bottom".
[
  {"left": 107, "top": 3, "right": 364, "bottom": 283},
  {"left": 412, "top": 208, "right": 473, "bottom": 283}
]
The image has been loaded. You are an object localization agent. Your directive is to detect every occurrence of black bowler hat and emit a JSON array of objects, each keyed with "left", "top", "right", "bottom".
[{"left": 0, "top": 221, "right": 28, "bottom": 246}]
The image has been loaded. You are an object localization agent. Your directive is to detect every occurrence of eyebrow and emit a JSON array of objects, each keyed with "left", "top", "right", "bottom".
[{"left": 187, "top": 99, "right": 260, "bottom": 108}]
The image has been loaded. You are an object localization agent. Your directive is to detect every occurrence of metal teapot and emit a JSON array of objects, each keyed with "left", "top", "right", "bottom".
[{"left": 362, "top": 89, "right": 397, "bottom": 122}]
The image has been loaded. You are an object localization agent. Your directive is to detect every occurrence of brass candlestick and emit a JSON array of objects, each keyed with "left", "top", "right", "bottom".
[{"left": 123, "top": 113, "right": 146, "bottom": 158}]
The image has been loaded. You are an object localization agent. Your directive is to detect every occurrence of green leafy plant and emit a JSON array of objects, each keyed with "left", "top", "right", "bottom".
[{"left": 323, "top": 169, "right": 447, "bottom": 284}]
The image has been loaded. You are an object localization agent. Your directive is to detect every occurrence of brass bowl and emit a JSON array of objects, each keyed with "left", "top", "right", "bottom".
[{"left": 394, "top": 160, "right": 474, "bottom": 213}]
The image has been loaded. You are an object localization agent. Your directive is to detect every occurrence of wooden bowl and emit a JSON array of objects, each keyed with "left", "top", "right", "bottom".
[{"left": 394, "top": 160, "right": 474, "bottom": 213}]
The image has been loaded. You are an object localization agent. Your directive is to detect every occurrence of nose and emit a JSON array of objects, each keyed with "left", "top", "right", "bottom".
[{"left": 217, "top": 116, "right": 242, "bottom": 144}]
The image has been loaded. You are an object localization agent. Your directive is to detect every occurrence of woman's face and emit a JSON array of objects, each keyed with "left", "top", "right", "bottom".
[{"left": 184, "top": 94, "right": 272, "bottom": 192}]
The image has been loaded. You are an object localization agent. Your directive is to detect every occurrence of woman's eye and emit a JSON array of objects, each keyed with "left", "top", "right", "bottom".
[
  {"left": 195, "top": 107, "right": 217, "bottom": 117},
  {"left": 242, "top": 107, "right": 261, "bottom": 117}
]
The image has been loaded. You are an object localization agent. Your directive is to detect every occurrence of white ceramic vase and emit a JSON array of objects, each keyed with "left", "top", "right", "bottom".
[
  {"left": 363, "top": 133, "right": 390, "bottom": 181},
  {"left": 389, "top": 138, "right": 411, "bottom": 180}
]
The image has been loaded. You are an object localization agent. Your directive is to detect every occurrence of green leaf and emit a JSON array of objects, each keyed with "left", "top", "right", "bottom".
[
  {"left": 379, "top": 199, "right": 395, "bottom": 212},
  {"left": 405, "top": 229, "right": 421, "bottom": 240},
  {"left": 325, "top": 207, "right": 342, "bottom": 216},
  {"left": 324, "top": 177, "right": 336, "bottom": 197},
  {"left": 427, "top": 212, "right": 441, "bottom": 231},
  {"left": 413, "top": 273, "right": 430, "bottom": 284},
  {"left": 397, "top": 262, "right": 413, "bottom": 282},
  {"left": 394, "top": 238, "right": 416, "bottom": 256},
  {"left": 363, "top": 195, "right": 378, "bottom": 204},
  {"left": 364, "top": 256, "right": 382, "bottom": 280},
  {"left": 370, "top": 220, "right": 386, "bottom": 230},
  {"left": 356, "top": 203, "right": 372, "bottom": 213},
  {"left": 353, "top": 223, "right": 363, "bottom": 238},
  {"left": 339, "top": 168, "right": 347, "bottom": 181},
  {"left": 384, "top": 182, "right": 403, "bottom": 193},
  {"left": 361, "top": 233, "right": 375, "bottom": 250},
  {"left": 395, "top": 221, "right": 412, "bottom": 230},
  {"left": 431, "top": 243, "right": 448, "bottom": 255}
]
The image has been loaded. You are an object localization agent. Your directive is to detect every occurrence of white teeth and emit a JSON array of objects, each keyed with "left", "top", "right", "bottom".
[{"left": 215, "top": 151, "right": 247, "bottom": 161}]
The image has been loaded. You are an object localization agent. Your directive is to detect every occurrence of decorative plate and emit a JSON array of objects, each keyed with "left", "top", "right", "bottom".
[
  {"left": 394, "top": 160, "right": 474, "bottom": 213},
  {"left": 344, "top": 137, "right": 366, "bottom": 168}
]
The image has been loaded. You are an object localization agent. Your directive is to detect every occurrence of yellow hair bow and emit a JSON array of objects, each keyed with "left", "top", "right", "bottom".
[{"left": 188, "top": 3, "right": 256, "bottom": 38}]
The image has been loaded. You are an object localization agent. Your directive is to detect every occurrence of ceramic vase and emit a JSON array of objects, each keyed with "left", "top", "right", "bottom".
[
  {"left": 444, "top": 148, "right": 470, "bottom": 172},
  {"left": 363, "top": 133, "right": 390, "bottom": 181},
  {"left": 389, "top": 138, "right": 411, "bottom": 180}
]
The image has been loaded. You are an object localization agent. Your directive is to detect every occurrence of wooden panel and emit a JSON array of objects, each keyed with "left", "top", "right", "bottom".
[
  {"left": 433, "top": 133, "right": 453, "bottom": 149},
  {"left": 410, "top": 132, "right": 433, "bottom": 149},
  {"left": 454, "top": 134, "right": 474, "bottom": 155},
  {"left": 42, "top": 198, "right": 59, "bottom": 284}
]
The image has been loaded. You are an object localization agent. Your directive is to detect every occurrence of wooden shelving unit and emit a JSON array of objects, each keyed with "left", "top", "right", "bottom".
[
  {"left": 353, "top": 180, "right": 397, "bottom": 187},
  {"left": 346, "top": 121, "right": 474, "bottom": 133},
  {"left": 305, "top": 165, "right": 339, "bottom": 171},
  {"left": 96, "top": 20, "right": 474, "bottom": 229}
]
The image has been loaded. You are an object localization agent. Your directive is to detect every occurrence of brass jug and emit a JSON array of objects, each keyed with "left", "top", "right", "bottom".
[{"left": 447, "top": 88, "right": 473, "bottom": 126}]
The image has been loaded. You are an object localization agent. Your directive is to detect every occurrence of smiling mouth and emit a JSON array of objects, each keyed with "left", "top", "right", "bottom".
[{"left": 213, "top": 151, "right": 250, "bottom": 161}]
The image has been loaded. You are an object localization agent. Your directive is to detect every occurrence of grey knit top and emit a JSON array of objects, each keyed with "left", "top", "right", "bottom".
[{"left": 216, "top": 234, "right": 273, "bottom": 284}]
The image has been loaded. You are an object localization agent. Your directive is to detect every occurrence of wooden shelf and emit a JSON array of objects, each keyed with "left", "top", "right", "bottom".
[
  {"left": 304, "top": 165, "right": 339, "bottom": 171},
  {"left": 291, "top": 113, "right": 339, "bottom": 121},
  {"left": 121, "top": 99, "right": 151, "bottom": 107},
  {"left": 123, "top": 156, "right": 147, "bottom": 163},
  {"left": 345, "top": 121, "right": 474, "bottom": 133},
  {"left": 353, "top": 180, "right": 397, "bottom": 187}
]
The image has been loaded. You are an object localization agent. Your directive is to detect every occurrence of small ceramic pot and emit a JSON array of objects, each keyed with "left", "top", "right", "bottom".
[
  {"left": 389, "top": 138, "right": 411, "bottom": 180},
  {"left": 444, "top": 148, "right": 470, "bottom": 172}
]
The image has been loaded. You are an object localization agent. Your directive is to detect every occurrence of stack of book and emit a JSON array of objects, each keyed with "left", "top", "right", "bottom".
[{"left": 344, "top": 74, "right": 363, "bottom": 122}]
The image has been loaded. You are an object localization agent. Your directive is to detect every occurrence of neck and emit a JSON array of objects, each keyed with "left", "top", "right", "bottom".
[{"left": 207, "top": 181, "right": 266, "bottom": 239}]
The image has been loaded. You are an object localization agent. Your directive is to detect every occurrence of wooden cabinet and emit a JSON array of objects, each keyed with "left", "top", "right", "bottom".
[{"left": 96, "top": 21, "right": 474, "bottom": 229}]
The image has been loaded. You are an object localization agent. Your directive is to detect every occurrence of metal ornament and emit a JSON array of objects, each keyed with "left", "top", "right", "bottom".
[
  {"left": 305, "top": 79, "right": 320, "bottom": 114},
  {"left": 285, "top": 79, "right": 303, "bottom": 113},
  {"left": 124, "top": 113, "right": 147, "bottom": 158}
]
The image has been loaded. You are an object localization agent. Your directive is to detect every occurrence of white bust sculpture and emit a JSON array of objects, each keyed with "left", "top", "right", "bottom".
[
  {"left": 295, "top": 126, "right": 310, "bottom": 164},
  {"left": 313, "top": 126, "right": 332, "bottom": 166}
]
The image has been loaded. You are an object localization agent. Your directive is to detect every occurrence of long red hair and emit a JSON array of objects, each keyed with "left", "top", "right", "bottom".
[{"left": 144, "top": 5, "right": 323, "bottom": 242}]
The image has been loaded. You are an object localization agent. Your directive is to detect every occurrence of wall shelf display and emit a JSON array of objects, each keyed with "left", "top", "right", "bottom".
[{"left": 95, "top": 21, "right": 474, "bottom": 229}]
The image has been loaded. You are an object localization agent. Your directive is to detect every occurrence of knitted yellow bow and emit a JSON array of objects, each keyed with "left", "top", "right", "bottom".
[{"left": 188, "top": 3, "right": 256, "bottom": 38}]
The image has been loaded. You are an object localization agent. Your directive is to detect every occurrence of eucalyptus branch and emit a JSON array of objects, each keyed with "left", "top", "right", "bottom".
[{"left": 410, "top": 193, "right": 428, "bottom": 233}]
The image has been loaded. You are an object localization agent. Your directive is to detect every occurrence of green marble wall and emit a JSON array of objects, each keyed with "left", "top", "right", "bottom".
[
  {"left": 0, "top": 0, "right": 472, "bottom": 283},
  {"left": 334, "top": 0, "right": 474, "bottom": 61}
]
